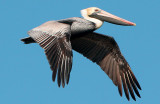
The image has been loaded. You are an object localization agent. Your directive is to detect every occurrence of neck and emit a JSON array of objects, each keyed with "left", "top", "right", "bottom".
[{"left": 81, "top": 10, "right": 103, "bottom": 29}]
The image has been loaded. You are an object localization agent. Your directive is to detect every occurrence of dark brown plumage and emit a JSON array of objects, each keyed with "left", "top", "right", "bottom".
[
  {"left": 71, "top": 32, "right": 141, "bottom": 101},
  {"left": 21, "top": 31, "right": 141, "bottom": 101},
  {"left": 21, "top": 7, "right": 141, "bottom": 101}
]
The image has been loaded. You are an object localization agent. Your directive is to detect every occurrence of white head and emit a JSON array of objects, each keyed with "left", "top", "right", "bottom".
[
  {"left": 81, "top": 7, "right": 136, "bottom": 29},
  {"left": 81, "top": 7, "right": 104, "bottom": 29}
]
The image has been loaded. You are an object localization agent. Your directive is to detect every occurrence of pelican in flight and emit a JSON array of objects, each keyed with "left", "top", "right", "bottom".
[{"left": 21, "top": 7, "right": 141, "bottom": 101}]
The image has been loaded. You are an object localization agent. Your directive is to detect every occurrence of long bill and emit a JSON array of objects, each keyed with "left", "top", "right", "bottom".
[{"left": 90, "top": 10, "right": 136, "bottom": 26}]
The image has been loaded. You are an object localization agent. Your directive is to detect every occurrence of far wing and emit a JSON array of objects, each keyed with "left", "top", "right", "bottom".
[
  {"left": 28, "top": 21, "right": 73, "bottom": 87},
  {"left": 71, "top": 32, "right": 141, "bottom": 101}
]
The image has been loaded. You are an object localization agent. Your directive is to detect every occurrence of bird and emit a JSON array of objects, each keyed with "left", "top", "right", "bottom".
[{"left": 21, "top": 7, "right": 141, "bottom": 101}]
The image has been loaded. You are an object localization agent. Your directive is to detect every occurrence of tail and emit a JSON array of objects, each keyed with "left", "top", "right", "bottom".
[{"left": 21, "top": 37, "right": 35, "bottom": 44}]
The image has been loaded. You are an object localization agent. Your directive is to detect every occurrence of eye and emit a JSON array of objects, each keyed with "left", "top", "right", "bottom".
[{"left": 95, "top": 9, "right": 99, "bottom": 12}]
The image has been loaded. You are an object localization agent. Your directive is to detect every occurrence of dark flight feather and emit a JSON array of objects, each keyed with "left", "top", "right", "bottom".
[{"left": 71, "top": 32, "right": 141, "bottom": 100}]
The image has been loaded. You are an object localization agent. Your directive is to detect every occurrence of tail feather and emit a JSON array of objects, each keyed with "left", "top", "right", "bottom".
[{"left": 21, "top": 37, "right": 35, "bottom": 44}]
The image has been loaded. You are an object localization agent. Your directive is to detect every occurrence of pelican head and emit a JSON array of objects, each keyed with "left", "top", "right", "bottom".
[{"left": 81, "top": 7, "right": 136, "bottom": 29}]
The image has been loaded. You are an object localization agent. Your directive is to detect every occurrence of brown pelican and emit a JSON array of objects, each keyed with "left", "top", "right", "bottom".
[{"left": 21, "top": 7, "right": 141, "bottom": 101}]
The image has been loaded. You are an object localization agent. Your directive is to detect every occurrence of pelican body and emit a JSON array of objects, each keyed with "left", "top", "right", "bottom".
[{"left": 21, "top": 7, "right": 141, "bottom": 101}]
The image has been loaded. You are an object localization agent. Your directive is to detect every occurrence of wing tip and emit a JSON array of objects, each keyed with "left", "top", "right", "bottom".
[
  {"left": 118, "top": 87, "right": 122, "bottom": 97},
  {"left": 133, "top": 96, "right": 136, "bottom": 101},
  {"left": 137, "top": 93, "right": 141, "bottom": 98},
  {"left": 138, "top": 85, "right": 142, "bottom": 90}
]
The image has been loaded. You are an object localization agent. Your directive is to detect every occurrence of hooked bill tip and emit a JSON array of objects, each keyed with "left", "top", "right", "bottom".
[
  {"left": 126, "top": 22, "right": 136, "bottom": 26},
  {"left": 133, "top": 23, "right": 136, "bottom": 26}
]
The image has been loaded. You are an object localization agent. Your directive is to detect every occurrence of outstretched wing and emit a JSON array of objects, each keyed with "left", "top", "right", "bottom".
[
  {"left": 71, "top": 32, "right": 141, "bottom": 101},
  {"left": 28, "top": 21, "right": 73, "bottom": 87}
]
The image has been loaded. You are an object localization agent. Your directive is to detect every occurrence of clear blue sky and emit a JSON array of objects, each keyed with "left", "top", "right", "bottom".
[{"left": 0, "top": 0, "right": 159, "bottom": 104}]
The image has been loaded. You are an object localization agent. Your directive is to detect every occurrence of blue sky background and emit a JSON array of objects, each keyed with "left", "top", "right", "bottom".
[{"left": 0, "top": 0, "right": 159, "bottom": 104}]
